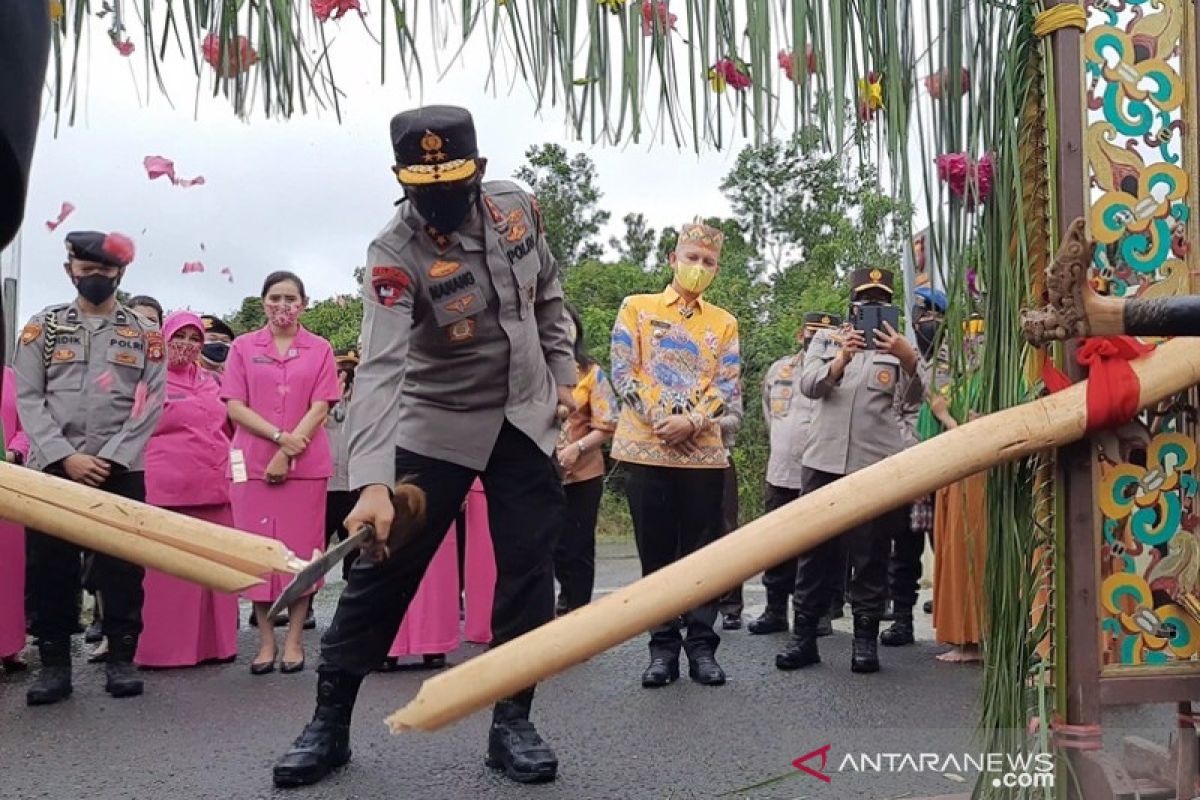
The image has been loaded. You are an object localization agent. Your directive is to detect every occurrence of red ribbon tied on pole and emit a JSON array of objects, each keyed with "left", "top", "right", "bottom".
[{"left": 1042, "top": 336, "right": 1154, "bottom": 432}]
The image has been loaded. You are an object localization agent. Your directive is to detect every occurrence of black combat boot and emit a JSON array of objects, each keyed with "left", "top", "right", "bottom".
[
  {"left": 880, "top": 610, "right": 915, "bottom": 647},
  {"left": 273, "top": 667, "right": 362, "bottom": 788},
  {"left": 26, "top": 640, "right": 73, "bottom": 706},
  {"left": 486, "top": 692, "right": 558, "bottom": 784},
  {"left": 747, "top": 600, "right": 789, "bottom": 635},
  {"left": 851, "top": 615, "right": 881, "bottom": 673},
  {"left": 687, "top": 649, "right": 726, "bottom": 686},
  {"left": 815, "top": 612, "right": 833, "bottom": 637},
  {"left": 641, "top": 654, "right": 680, "bottom": 687},
  {"left": 105, "top": 634, "right": 144, "bottom": 698},
  {"left": 775, "top": 618, "right": 820, "bottom": 670}
]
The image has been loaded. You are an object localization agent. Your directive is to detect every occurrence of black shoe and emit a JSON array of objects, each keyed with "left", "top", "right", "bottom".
[
  {"left": 880, "top": 613, "right": 915, "bottom": 647},
  {"left": 687, "top": 651, "right": 726, "bottom": 686},
  {"left": 640, "top": 656, "right": 679, "bottom": 688},
  {"left": 828, "top": 603, "right": 845, "bottom": 620},
  {"left": 26, "top": 641, "right": 73, "bottom": 706},
  {"left": 486, "top": 706, "right": 558, "bottom": 784},
  {"left": 84, "top": 620, "right": 103, "bottom": 644},
  {"left": 720, "top": 612, "right": 742, "bottom": 631},
  {"left": 303, "top": 609, "right": 316, "bottom": 631},
  {"left": 105, "top": 635, "right": 144, "bottom": 697},
  {"left": 776, "top": 624, "right": 820, "bottom": 670},
  {"left": 248, "top": 612, "right": 257, "bottom": 628},
  {"left": 923, "top": 599, "right": 934, "bottom": 614},
  {"left": 281, "top": 659, "right": 306, "bottom": 674},
  {"left": 881, "top": 604, "right": 896, "bottom": 622},
  {"left": 422, "top": 654, "right": 446, "bottom": 669},
  {"left": 272, "top": 669, "right": 361, "bottom": 788},
  {"left": 747, "top": 607, "right": 788, "bottom": 635},
  {"left": 816, "top": 614, "right": 833, "bottom": 637},
  {"left": 851, "top": 616, "right": 881, "bottom": 673}
]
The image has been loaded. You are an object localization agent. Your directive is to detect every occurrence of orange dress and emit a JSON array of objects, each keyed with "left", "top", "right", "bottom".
[{"left": 932, "top": 471, "right": 988, "bottom": 646}]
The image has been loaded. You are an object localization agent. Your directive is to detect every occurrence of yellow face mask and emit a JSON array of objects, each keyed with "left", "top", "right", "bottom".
[{"left": 675, "top": 261, "right": 716, "bottom": 295}]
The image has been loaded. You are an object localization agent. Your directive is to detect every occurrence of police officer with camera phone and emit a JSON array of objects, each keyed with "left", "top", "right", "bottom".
[{"left": 776, "top": 267, "right": 923, "bottom": 675}]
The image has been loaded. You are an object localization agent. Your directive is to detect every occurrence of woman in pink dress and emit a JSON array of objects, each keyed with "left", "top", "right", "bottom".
[
  {"left": 384, "top": 479, "right": 496, "bottom": 669},
  {"left": 223, "top": 271, "right": 340, "bottom": 675},
  {"left": 135, "top": 312, "right": 239, "bottom": 668},
  {"left": 0, "top": 366, "right": 30, "bottom": 671}
]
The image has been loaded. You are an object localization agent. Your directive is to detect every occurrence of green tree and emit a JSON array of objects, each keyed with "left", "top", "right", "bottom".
[
  {"left": 225, "top": 296, "right": 266, "bottom": 335},
  {"left": 609, "top": 213, "right": 657, "bottom": 269},
  {"left": 515, "top": 144, "right": 611, "bottom": 268},
  {"left": 301, "top": 296, "right": 363, "bottom": 350}
]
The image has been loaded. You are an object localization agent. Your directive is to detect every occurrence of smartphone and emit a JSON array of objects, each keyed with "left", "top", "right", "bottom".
[{"left": 850, "top": 303, "right": 900, "bottom": 349}]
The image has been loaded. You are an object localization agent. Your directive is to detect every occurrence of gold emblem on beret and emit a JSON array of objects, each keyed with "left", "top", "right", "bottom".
[
  {"left": 421, "top": 130, "right": 447, "bottom": 163},
  {"left": 869, "top": 269, "right": 883, "bottom": 282}
]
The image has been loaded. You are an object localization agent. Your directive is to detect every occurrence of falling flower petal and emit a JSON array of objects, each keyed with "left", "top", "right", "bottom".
[
  {"left": 201, "top": 33, "right": 259, "bottom": 77},
  {"left": 220, "top": 267, "right": 234, "bottom": 283},
  {"left": 45, "top": 202, "right": 76, "bottom": 232},
  {"left": 182, "top": 261, "right": 205, "bottom": 274},
  {"left": 175, "top": 176, "right": 206, "bottom": 188},
  {"left": 640, "top": 1, "right": 676, "bottom": 36},
  {"left": 144, "top": 155, "right": 177, "bottom": 182},
  {"left": 94, "top": 371, "right": 115, "bottom": 392},
  {"left": 131, "top": 381, "right": 149, "bottom": 420},
  {"left": 311, "top": 0, "right": 361, "bottom": 22},
  {"left": 200, "top": 242, "right": 206, "bottom": 251}
]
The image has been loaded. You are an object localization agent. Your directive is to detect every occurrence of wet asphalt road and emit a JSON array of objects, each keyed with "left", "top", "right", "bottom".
[{"left": 0, "top": 542, "right": 1174, "bottom": 800}]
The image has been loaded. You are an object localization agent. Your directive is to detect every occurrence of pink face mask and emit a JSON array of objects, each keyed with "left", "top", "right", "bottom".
[
  {"left": 167, "top": 339, "right": 202, "bottom": 370},
  {"left": 265, "top": 302, "right": 302, "bottom": 329}
]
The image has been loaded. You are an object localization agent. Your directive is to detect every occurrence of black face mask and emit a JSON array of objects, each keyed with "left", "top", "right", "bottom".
[
  {"left": 75, "top": 275, "right": 118, "bottom": 305},
  {"left": 201, "top": 341, "right": 230, "bottom": 364},
  {"left": 405, "top": 179, "right": 480, "bottom": 234},
  {"left": 915, "top": 318, "right": 942, "bottom": 358}
]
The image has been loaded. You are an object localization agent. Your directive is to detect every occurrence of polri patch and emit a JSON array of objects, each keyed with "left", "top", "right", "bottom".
[
  {"left": 447, "top": 319, "right": 475, "bottom": 343},
  {"left": 371, "top": 266, "right": 411, "bottom": 308},
  {"left": 146, "top": 331, "right": 164, "bottom": 361}
]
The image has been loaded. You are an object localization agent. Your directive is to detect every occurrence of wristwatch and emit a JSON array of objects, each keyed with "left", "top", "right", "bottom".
[{"left": 271, "top": 430, "right": 283, "bottom": 444}]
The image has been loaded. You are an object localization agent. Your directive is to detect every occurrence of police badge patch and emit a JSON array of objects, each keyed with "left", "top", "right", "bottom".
[
  {"left": 447, "top": 319, "right": 475, "bottom": 343},
  {"left": 19, "top": 323, "right": 41, "bottom": 345},
  {"left": 371, "top": 266, "right": 411, "bottom": 308},
  {"left": 146, "top": 331, "right": 164, "bottom": 361}
]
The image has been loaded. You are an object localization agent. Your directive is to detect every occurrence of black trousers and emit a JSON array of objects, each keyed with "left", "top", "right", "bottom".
[
  {"left": 325, "top": 489, "right": 360, "bottom": 580},
  {"left": 793, "top": 467, "right": 902, "bottom": 623},
  {"left": 624, "top": 463, "right": 725, "bottom": 658},
  {"left": 321, "top": 422, "right": 562, "bottom": 712},
  {"left": 26, "top": 468, "right": 146, "bottom": 643},
  {"left": 553, "top": 476, "right": 604, "bottom": 612},
  {"left": 887, "top": 510, "right": 926, "bottom": 613},
  {"left": 759, "top": 483, "right": 802, "bottom": 610},
  {"left": 717, "top": 462, "right": 744, "bottom": 616}
]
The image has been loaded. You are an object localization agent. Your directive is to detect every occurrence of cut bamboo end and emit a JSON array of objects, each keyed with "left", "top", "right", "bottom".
[{"left": 386, "top": 337, "right": 1200, "bottom": 732}]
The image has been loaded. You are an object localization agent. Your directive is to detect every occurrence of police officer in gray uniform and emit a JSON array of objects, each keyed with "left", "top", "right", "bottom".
[
  {"left": 15, "top": 230, "right": 166, "bottom": 705},
  {"left": 778, "top": 268, "right": 923, "bottom": 674},
  {"left": 748, "top": 312, "right": 841, "bottom": 636},
  {"left": 273, "top": 106, "right": 575, "bottom": 788}
]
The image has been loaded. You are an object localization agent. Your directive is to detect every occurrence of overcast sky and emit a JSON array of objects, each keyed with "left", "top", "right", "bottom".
[{"left": 8, "top": 13, "right": 753, "bottom": 322}]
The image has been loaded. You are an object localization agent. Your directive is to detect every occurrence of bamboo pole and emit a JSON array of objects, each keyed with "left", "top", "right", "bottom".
[
  {"left": 386, "top": 337, "right": 1200, "bottom": 733},
  {"left": 0, "top": 461, "right": 300, "bottom": 581},
  {"left": 9, "top": 492, "right": 262, "bottom": 593}
]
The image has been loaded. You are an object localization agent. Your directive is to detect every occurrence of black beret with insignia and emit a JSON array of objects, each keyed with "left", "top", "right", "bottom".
[
  {"left": 850, "top": 267, "right": 894, "bottom": 295},
  {"left": 391, "top": 105, "right": 479, "bottom": 185},
  {"left": 199, "top": 314, "right": 235, "bottom": 340},
  {"left": 803, "top": 311, "right": 843, "bottom": 328},
  {"left": 65, "top": 230, "right": 135, "bottom": 268},
  {"left": 334, "top": 348, "right": 359, "bottom": 366}
]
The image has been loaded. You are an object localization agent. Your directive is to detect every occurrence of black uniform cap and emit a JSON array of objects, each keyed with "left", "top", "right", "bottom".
[
  {"left": 65, "top": 230, "right": 135, "bottom": 268},
  {"left": 391, "top": 106, "right": 479, "bottom": 185},
  {"left": 199, "top": 314, "right": 235, "bottom": 339},
  {"left": 803, "top": 311, "right": 843, "bottom": 328},
  {"left": 850, "top": 267, "right": 894, "bottom": 295}
]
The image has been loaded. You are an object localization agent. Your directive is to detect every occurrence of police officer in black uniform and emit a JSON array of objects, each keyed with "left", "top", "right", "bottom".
[
  {"left": 15, "top": 231, "right": 166, "bottom": 704},
  {"left": 272, "top": 106, "right": 573, "bottom": 788}
]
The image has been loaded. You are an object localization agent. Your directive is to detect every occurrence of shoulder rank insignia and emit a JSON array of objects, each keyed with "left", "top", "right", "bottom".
[
  {"left": 20, "top": 323, "right": 41, "bottom": 345},
  {"left": 505, "top": 209, "right": 529, "bottom": 243},
  {"left": 146, "top": 331, "right": 164, "bottom": 361}
]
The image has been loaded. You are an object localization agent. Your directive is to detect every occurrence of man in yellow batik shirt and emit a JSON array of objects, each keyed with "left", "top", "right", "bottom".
[{"left": 609, "top": 219, "right": 741, "bottom": 689}]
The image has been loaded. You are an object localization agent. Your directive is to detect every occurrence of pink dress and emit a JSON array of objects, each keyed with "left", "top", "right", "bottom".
[
  {"left": 136, "top": 312, "right": 240, "bottom": 667},
  {"left": 221, "top": 326, "right": 341, "bottom": 603},
  {"left": 0, "top": 367, "right": 28, "bottom": 660},
  {"left": 390, "top": 480, "right": 497, "bottom": 656}
]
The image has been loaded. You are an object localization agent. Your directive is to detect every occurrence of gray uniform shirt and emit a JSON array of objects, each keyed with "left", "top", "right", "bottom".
[
  {"left": 348, "top": 181, "right": 575, "bottom": 487},
  {"left": 799, "top": 327, "right": 924, "bottom": 475},
  {"left": 14, "top": 301, "right": 166, "bottom": 472},
  {"left": 325, "top": 395, "right": 352, "bottom": 492},
  {"left": 763, "top": 351, "right": 814, "bottom": 490}
]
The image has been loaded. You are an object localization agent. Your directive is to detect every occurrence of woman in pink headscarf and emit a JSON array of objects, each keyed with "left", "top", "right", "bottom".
[
  {"left": 135, "top": 311, "right": 239, "bottom": 668},
  {"left": 0, "top": 366, "right": 30, "bottom": 671}
]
